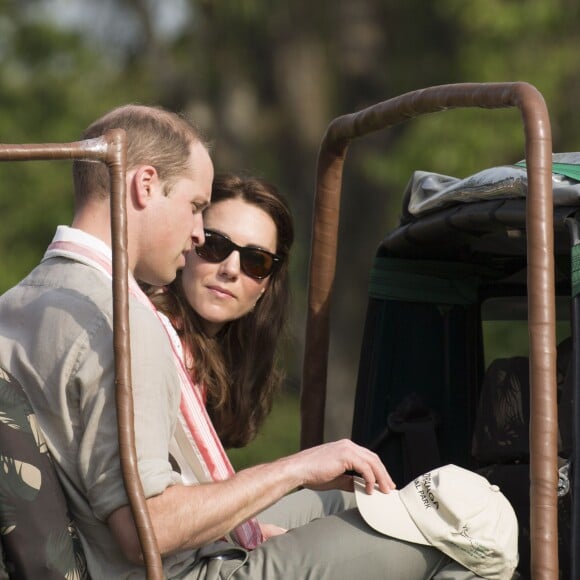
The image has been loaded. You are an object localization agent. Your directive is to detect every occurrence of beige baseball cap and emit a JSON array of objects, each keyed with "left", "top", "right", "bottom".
[{"left": 354, "top": 464, "right": 518, "bottom": 580}]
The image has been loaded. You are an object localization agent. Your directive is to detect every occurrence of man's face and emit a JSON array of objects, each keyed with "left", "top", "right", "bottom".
[{"left": 136, "top": 141, "right": 214, "bottom": 286}]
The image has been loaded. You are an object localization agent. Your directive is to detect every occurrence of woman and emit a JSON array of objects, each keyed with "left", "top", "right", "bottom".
[{"left": 151, "top": 173, "right": 294, "bottom": 449}]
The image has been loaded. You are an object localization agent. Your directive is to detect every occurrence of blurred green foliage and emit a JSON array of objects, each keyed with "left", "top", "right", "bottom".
[
  {"left": 483, "top": 321, "right": 572, "bottom": 369},
  {"left": 1, "top": 0, "right": 580, "bottom": 446},
  {"left": 228, "top": 389, "right": 300, "bottom": 470}
]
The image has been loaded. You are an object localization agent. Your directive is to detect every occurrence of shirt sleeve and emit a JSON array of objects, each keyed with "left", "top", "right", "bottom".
[{"left": 75, "top": 299, "right": 181, "bottom": 522}]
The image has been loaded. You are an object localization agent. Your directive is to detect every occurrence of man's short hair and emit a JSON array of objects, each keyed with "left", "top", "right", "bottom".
[{"left": 72, "top": 104, "right": 207, "bottom": 203}]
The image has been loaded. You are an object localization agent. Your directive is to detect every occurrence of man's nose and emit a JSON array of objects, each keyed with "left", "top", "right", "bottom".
[{"left": 191, "top": 213, "right": 205, "bottom": 247}]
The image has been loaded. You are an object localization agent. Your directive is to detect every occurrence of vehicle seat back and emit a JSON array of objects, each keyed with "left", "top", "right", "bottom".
[
  {"left": 0, "top": 365, "right": 89, "bottom": 579},
  {"left": 472, "top": 356, "right": 530, "bottom": 463},
  {"left": 472, "top": 350, "right": 572, "bottom": 579}
]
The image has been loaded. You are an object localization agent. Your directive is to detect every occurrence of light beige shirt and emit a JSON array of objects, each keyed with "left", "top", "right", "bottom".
[{"left": 0, "top": 227, "right": 199, "bottom": 578}]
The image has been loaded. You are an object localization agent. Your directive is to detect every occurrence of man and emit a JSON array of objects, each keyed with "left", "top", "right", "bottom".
[{"left": 0, "top": 105, "right": 479, "bottom": 579}]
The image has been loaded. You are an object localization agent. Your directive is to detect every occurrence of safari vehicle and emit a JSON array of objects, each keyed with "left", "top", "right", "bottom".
[
  {"left": 300, "top": 82, "right": 577, "bottom": 579},
  {"left": 0, "top": 82, "right": 572, "bottom": 580}
]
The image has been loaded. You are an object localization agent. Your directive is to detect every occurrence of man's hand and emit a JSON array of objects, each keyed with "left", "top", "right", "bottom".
[{"left": 282, "top": 439, "right": 396, "bottom": 495}]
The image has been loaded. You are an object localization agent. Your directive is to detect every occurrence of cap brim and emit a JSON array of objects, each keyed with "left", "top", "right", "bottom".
[{"left": 353, "top": 476, "right": 430, "bottom": 546}]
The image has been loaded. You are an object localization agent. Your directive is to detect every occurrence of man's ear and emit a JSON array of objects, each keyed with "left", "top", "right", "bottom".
[{"left": 130, "top": 165, "right": 158, "bottom": 209}]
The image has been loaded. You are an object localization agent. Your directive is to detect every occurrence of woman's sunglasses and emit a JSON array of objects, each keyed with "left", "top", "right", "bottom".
[{"left": 195, "top": 229, "right": 282, "bottom": 279}]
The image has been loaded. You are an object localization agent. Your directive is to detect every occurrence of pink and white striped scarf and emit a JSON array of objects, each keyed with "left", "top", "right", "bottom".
[{"left": 43, "top": 227, "right": 263, "bottom": 550}]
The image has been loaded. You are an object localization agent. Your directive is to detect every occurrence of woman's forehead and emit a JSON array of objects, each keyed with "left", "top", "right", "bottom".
[{"left": 204, "top": 198, "right": 277, "bottom": 250}]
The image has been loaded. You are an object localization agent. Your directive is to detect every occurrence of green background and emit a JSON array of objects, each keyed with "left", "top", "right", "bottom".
[{"left": 1, "top": 0, "right": 579, "bottom": 460}]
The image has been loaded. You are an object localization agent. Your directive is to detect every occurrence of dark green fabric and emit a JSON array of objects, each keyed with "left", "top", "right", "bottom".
[
  {"left": 352, "top": 296, "right": 477, "bottom": 485},
  {"left": 0, "top": 367, "right": 89, "bottom": 579},
  {"left": 572, "top": 244, "right": 580, "bottom": 298},
  {"left": 369, "top": 257, "right": 499, "bottom": 304},
  {"left": 353, "top": 257, "right": 486, "bottom": 485}
]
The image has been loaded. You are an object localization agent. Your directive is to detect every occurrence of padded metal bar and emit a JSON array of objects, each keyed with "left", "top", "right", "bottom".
[
  {"left": 0, "top": 130, "right": 163, "bottom": 579},
  {"left": 301, "top": 82, "right": 557, "bottom": 578}
]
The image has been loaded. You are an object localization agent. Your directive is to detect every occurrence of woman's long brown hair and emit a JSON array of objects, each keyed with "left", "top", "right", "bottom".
[{"left": 152, "top": 173, "right": 294, "bottom": 447}]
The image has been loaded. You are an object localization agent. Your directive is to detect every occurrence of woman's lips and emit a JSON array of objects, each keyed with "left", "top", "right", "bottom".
[{"left": 207, "top": 285, "right": 235, "bottom": 299}]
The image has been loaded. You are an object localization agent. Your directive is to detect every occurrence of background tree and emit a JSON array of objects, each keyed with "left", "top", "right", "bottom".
[{"left": 1, "top": 0, "right": 579, "bottom": 457}]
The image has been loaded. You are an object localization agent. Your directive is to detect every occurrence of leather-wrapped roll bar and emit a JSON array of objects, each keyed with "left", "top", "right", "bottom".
[
  {"left": 0, "top": 129, "right": 163, "bottom": 579},
  {"left": 301, "top": 82, "right": 558, "bottom": 578}
]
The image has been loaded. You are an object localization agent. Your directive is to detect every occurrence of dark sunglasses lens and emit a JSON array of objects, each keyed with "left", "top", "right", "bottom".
[
  {"left": 242, "top": 250, "right": 274, "bottom": 279},
  {"left": 196, "top": 234, "right": 232, "bottom": 262},
  {"left": 197, "top": 231, "right": 278, "bottom": 279}
]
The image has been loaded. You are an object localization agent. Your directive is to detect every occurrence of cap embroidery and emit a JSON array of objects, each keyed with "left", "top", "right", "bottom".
[
  {"left": 414, "top": 472, "right": 439, "bottom": 510},
  {"left": 453, "top": 525, "right": 490, "bottom": 560}
]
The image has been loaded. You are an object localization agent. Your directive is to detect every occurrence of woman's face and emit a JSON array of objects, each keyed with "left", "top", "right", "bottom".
[{"left": 181, "top": 197, "right": 278, "bottom": 336}]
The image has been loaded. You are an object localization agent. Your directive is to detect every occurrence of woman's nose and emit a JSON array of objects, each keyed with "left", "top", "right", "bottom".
[{"left": 218, "top": 250, "right": 241, "bottom": 278}]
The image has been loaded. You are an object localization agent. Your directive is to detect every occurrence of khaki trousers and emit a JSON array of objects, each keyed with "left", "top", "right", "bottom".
[{"left": 183, "top": 489, "right": 481, "bottom": 580}]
